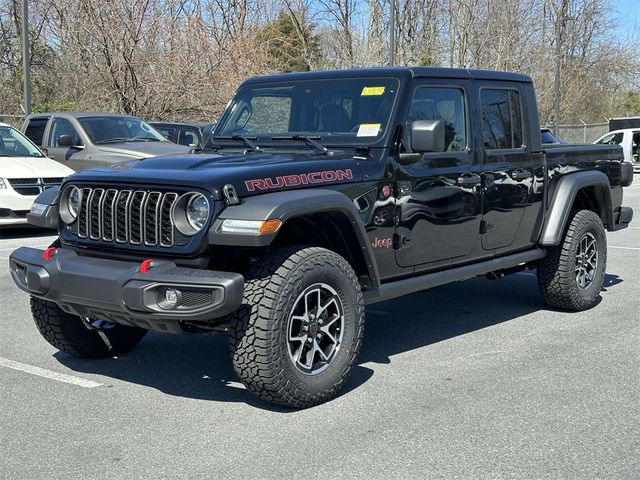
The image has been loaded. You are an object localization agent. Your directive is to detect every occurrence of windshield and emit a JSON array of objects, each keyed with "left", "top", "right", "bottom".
[
  {"left": 0, "top": 126, "right": 44, "bottom": 157},
  {"left": 78, "top": 116, "right": 167, "bottom": 144},
  {"left": 212, "top": 77, "right": 400, "bottom": 148}
]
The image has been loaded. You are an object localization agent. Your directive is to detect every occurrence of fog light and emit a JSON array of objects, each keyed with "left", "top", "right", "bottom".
[
  {"left": 165, "top": 288, "right": 179, "bottom": 307},
  {"left": 158, "top": 287, "right": 182, "bottom": 310}
]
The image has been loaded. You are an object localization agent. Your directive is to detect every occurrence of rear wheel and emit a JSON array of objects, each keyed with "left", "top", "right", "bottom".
[
  {"left": 30, "top": 297, "right": 147, "bottom": 358},
  {"left": 229, "top": 246, "right": 364, "bottom": 408},
  {"left": 537, "top": 210, "right": 607, "bottom": 311}
]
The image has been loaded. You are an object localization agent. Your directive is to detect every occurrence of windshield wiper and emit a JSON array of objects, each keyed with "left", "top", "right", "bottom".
[
  {"left": 94, "top": 137, "right": 133, "bottom": 145},
  {"left": 211, "top": 135, "right": 261, "bottom": 152},
  {"left": 270, "top": 135, "right": 328, "bottom": 155}
]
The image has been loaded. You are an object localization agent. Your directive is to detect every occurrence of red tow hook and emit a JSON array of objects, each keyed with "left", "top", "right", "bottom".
[
  {"left": 140, "top": 258, "right": 154, "bottom": 273},
  {"left": 42, "top": 247, "right": 57, "bottom": 261}
]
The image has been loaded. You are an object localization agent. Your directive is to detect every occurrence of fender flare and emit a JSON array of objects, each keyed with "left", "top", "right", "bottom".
[
  {"left": 539, "top": 170, "right": 613, "bottom": 246},
  {"left": 208, "top": 189, "right": 380, "bottom": 286},
  {"left": 26, "top": 185, "right": 60, "bottom": 230}
]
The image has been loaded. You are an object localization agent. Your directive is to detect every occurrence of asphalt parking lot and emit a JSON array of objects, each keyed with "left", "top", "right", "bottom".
[{"left": 1, "top": 183, "right": 639, "bottom": 480}]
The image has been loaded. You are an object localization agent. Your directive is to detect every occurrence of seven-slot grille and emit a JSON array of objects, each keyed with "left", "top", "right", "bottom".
[
  {"left": 75, "top": 187, "right": 186, "bottom": 247},
  {"left": 8, "top": 177, "right": 64, "bottom": 196}
]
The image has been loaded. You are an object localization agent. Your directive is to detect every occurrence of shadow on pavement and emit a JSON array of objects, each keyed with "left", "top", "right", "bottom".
[
  {"left": 0, "top": 226, "right": 54, "bottom": 240},
  {"left": 55, "top": 270, "right": 623, "bottom": 410}
]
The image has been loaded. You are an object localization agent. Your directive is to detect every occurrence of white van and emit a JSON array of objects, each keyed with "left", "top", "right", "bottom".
[
  {"left": 0, "top": 122, "right": 74, "bottom": 226},
  {"left": 593, "top": 128, "right": 640, "bottom": 172}
]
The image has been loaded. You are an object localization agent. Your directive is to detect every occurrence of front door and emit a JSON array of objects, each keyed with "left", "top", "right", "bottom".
[
  {"left": 46, "top": 117, "right": 85, "bottom": 170},
  {"left": 395, "top": 82, "right": 483, "bottom": 269},
  {"left": 477, "top": 86, "right": 534, "bottom": 251}
]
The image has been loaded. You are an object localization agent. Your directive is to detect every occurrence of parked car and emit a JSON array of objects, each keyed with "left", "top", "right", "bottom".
[
  {"left": 541, "top": 127, "right": 567, "bottom": 144},
  {"left": 148, "top": 122, "right": 203, "bottom": 148},
  {"left": 21, "top": 112, "right": 191, "bottom": 171},
  {"left": 0, "top": 122, "right": 73, "bottom": 226},
  {"left": 593, "top": 128, "right": 640, "bottom": 172},
  {"left": 11, "top": 67, "right": 634, "bottom": 408}
]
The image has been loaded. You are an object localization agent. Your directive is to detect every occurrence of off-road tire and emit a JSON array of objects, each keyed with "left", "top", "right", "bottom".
[
  {"left": 537, "top": 209, "right": 607, "bottom": 311},
  {"left": 229, "top": 246, "right": 365, "bottom": 408},
  {"left": 31, "top": 297, "right": 148, "bottom": 358}
]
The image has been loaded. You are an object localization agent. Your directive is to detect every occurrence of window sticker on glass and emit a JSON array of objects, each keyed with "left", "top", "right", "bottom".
[
  {"left": 361, "top": 87, "right": 385, "bottom": 96},
  {"left": 357, "top": 124, "right": 381, "bottom": 137}
]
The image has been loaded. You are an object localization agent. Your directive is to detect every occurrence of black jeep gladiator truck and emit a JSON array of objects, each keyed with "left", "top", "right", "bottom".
[{"left": 9, "top": 67, "right": 634, "bottom": 408}]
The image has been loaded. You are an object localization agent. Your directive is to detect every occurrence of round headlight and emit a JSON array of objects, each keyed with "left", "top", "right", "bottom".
[
  {"left": 60, "top": 186, "right": 82, "bottom": 224},
  {"left": 186, "top": 193, "right": 210, "bottom": 231}
]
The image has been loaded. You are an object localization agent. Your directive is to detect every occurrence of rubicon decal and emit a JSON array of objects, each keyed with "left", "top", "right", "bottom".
[{"left": 245, "top": 169, "right": 353, "bottom": 192}]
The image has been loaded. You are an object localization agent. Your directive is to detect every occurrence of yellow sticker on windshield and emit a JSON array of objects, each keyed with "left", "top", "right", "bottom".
[
  {"left": 357, "top": 124, "right": 381, "bottom": 137},
  {"left": 361, "top": 86, "right": 385, "bottom": 96}
]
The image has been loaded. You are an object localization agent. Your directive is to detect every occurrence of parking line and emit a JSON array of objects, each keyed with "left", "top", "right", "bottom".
[
  {"left": 609, "top": 246, "right": 640, "bottom": 251},
  {"left": 0, "top": 357, "right": 103, "bottom": 388}
]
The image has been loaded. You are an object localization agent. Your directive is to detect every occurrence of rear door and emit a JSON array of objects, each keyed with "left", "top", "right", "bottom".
[
  {"left": 478, "top": 85, "right": 536, "bottom": 251},
  {"left": 23, "top": 116, "right": 49, "bottom": 148}
]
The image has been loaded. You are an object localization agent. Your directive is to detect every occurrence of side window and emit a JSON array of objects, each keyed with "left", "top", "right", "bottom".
[
  {"left": 481, "top": 89, "right": 523, "bottom": 150},
  {"left": 49, "top": 118, "right": 82, "bottom": 147},
  {"left": 24, "top": 118, "right": 48, "bottom": 146},
  {"left": 178, "top": 129, "right": 199, "bottom": 146},
  {"left": 155, "top": 127, "right": 175, "bottom": 141},
  {"left": 595, "top": 133, "right": 614, "bottom": 145},
  {"left": 611, "top": 132, "right": 624, "bottom": 145},
  {"left": 406, "top": 87, "right": 467, "bottom": 152}
]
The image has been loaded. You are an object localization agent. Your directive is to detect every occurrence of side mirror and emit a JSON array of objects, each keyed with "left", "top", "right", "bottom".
[
  {"left": 410, "top": 119, "right": 445, "bottom": 153},
  {"left": 58, "top": 135, "right": 75, "bottom": 147}
]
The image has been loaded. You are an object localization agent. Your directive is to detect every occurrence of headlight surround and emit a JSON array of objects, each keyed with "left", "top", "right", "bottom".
[
  {"left": 60, "top": 185, "right": 82, "bottom": 224},
  {"left": 172, "top": 192, "right": 210, "bottom": 235}
]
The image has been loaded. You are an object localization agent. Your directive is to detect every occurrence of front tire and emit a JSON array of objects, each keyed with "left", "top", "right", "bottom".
[
  {"left": 537, "top": 209, "right": 607, "bottom": 311},
  {"left": 31, "top": 297, "right": 148, "bottom": 358},
  {"left": 229, "top": 246, "right": 364, "bottom": 408}
]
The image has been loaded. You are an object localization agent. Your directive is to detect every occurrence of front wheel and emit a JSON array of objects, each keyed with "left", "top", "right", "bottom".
[
  {"left": 229, "top": 246, "right": 365, "bottom": 408},
  {"left": 537, "top": 209, "right": 607, "bottom": 311},
  {"left": 31, "top": 297, "right": 148, "bottom": 358}
]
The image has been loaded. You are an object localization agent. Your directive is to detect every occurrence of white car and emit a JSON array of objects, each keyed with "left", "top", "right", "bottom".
[
  {"left": 593, "top": 128, "right": 640, "bottom": 172},
  {"left": 0, "top": 122, "right": 74, "bottom": 226}
]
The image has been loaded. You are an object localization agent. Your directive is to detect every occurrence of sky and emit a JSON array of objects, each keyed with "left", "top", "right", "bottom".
[{"left": 614, "top": 0, "right": 640, "bottom": 39}]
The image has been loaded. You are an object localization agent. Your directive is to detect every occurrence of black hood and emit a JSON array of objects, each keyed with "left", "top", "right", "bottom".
[{"left": 67, "top": 151, "right": 364, "bottom": 199}]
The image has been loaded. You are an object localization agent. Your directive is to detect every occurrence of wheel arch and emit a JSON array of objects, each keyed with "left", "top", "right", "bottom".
[
  {"left": 539, "top": 170, "right": 614, "bottom": 246},
  {"left": 208, "top": 189, "right": 380, "bottom": 287}
]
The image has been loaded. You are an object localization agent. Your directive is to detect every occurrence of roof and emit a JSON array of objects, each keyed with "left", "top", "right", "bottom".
[
  {"left": 242, "top": 67, "right": 532, "bottom": 86},
  {"left": 27, "top": 111, "right": 138, "bottom": 119}
]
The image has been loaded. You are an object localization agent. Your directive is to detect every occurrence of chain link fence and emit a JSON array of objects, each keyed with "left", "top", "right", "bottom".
[
  {"left": 545, "top": 122, "right": 609, "bottom": 144},
  {"left": 0, "top": 114, "right": 25, "bottom": 128}
]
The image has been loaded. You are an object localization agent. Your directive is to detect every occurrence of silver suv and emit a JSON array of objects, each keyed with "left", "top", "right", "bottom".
[{"left": 22, "top": 112, "right": 191, "bottom": 171}]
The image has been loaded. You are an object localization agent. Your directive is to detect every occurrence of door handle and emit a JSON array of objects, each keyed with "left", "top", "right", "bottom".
[
  {"left": 511, "top": 169, "right": 532, "bottom": 180},
  {"left": 457, "top": 174, "right": 481, "bottom": 186}
]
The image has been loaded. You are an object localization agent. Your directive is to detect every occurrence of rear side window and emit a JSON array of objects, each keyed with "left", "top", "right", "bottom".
[
  {"left": 481, "top": 89, "right": 523, "bottom": 150},
  {"left": 24, "top": 118, "right": 49, "bottom": 146}
]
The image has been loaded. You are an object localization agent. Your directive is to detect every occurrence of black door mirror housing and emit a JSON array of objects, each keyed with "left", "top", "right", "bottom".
[
  {"left": 410, "top": 119, "right": 445, "bottom": 153},
  {"left": 58, "top": 135, "right": 75, "bottom": 147}
]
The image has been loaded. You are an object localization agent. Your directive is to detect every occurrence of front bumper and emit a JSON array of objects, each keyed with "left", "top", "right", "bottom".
[{"left": 9, "top": 247, "right": 244, "bottom": 333}]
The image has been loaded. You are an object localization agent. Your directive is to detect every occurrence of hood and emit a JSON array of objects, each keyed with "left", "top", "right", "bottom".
[
  {"left": 96, "top": 142, "right": 191, "bottom": 158},
  {"left": 1, "top": 155, "right": 75, "bottom": 179},
  {"left": 68, "top": 151, "right": 364, "bottom": 197}
]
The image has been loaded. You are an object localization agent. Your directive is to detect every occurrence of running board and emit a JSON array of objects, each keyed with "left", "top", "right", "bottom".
[{"left": 363, "top": 248, "right": 546, "bottom": 305}]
